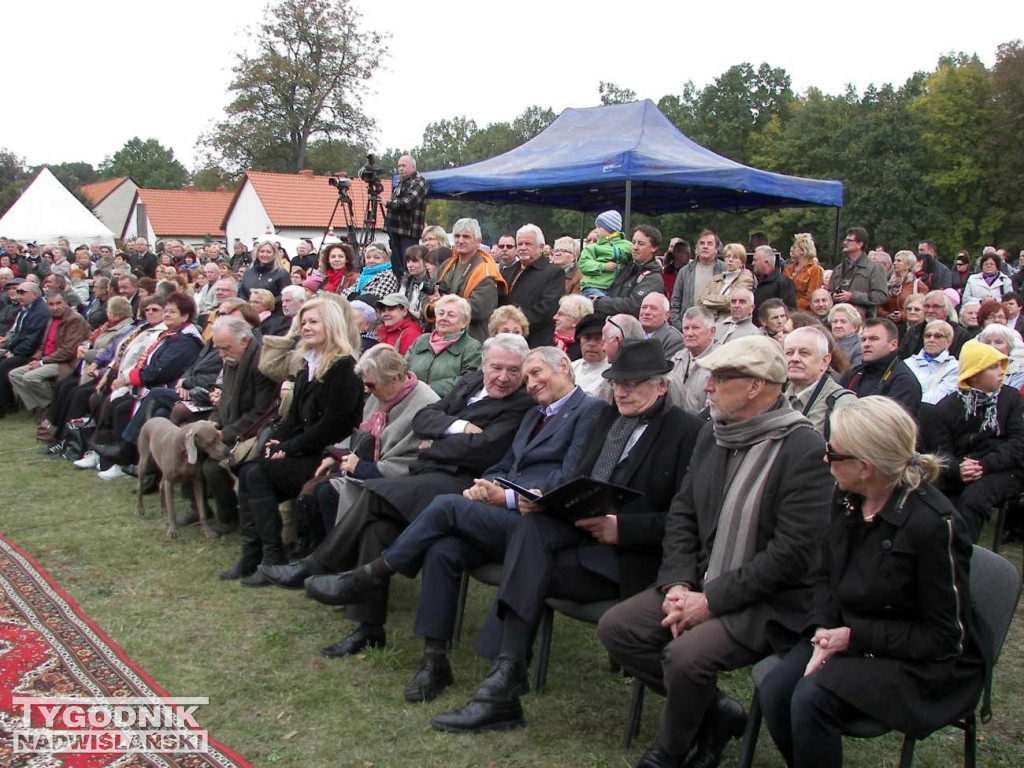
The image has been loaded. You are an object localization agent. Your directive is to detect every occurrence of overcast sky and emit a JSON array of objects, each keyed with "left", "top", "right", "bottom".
[{"left": 6, "top": 0, "right": 1022, "bottom": 172}]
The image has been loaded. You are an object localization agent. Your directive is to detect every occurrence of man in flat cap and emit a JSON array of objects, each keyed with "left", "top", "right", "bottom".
[{"left": 598, "top": 335, "right": 833, "bottom": 768}]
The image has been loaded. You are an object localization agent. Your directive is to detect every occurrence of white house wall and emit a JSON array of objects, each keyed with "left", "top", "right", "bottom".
[
  {"left": 225, "top": 181, "right": 274, "bottom": 251},
  {"left": 92, "top": 180, "right": 138, "bottom": 240}
]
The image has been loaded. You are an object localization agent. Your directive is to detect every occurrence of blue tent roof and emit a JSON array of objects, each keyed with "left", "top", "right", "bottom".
[{"left": 422, "top": 100, "right": 843, "bottom": 215}]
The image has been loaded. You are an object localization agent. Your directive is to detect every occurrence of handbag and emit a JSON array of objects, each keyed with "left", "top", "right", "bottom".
[{"left": 227, "top": 402, "right": 280, "bottom": 468}]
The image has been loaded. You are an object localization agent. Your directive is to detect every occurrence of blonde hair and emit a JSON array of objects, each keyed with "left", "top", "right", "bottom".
[
  {"left": 903, "top": 293, "right": 925, "bottom": 310},
  {"left": 248, "top": 288, "right": 275, "bottom": 312},
  {"left": 296, "top": 298, "right": 356, "bottom": 380},
  {"left": 435, "top": 294, "right": 472, "bottom": 327},
  {"left": 893, "top": 249, "right": 918, "bottom": 272},
  {"left": 488, "top": 305, "right": 530, "bottom": 337},
  {"left": 421, "top": 225, "right": 450, "bottom": 248},
  {"left": 723, "top": 243, "right": 747, "bottom": 263},
  {"left": 830, "top": 396, "right": 943, "bottom": 490},
  {"left": 792, "top": 233, "right": 816, "bottom": 260},
  {"left": 828, "top": 302, "right": 863, "bottom": 329},
  {"left": 924, "top": 319, "right": 953, "bottom": 342},
  {"left": 254, "top": 239, "right": 283, "bottom": 272}
]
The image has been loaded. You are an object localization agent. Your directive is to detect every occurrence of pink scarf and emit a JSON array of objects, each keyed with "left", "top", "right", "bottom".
[
  {"left": 429, "top": 329, "right": 463, "bottom": 355},
  {"left": 553, "top": 329, "right": 575, "bottom": 352},
  {"left": 359, "top": 373, "right": 419, "bottom": 460}
]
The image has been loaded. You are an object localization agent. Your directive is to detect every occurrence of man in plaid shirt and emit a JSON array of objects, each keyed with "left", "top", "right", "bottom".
[{"left": 386, "top": 155, "right": 429, "bottom": 278}]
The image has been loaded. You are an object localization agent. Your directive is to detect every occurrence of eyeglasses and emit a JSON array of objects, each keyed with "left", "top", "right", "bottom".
[
  {"left": 15, "top": 289, "right": 28, "bottom": 294},
  {"left": 609, "top": 378, "right": 651, "bottom": 392},
  {"left": 709, "top": 371, "right": 751, "bottom": 384},
  {"left": 495, "top": 244, "right": 516, "bottom": 250},
  {"left": 824, "top": 445, "right": 857, "bottom": 463}
]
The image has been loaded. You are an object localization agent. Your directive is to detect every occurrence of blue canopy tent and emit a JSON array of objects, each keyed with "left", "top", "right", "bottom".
[{"left": 422, "top": 99, "right": 843, "bottom": 239}]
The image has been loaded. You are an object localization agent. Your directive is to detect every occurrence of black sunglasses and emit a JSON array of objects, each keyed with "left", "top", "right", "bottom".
[{"left": 824, "top": 445, "right": 857, "bottom": 463}]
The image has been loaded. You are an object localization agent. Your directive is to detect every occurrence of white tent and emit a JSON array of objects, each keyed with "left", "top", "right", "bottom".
[{"left": 0, "top": 168, "right": 116, "bottom": 248}]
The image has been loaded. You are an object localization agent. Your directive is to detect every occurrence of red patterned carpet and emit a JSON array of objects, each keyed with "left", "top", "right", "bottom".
[{"left": 0, "top": 533, "right": 253, "bottom": 768}]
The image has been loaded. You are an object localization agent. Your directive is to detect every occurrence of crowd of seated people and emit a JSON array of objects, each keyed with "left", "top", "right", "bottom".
[{"left": 3, "top": 201, "right": 1024, "bottom": 768}]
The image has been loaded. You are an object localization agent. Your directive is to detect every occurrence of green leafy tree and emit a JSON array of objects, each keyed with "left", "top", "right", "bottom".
[
  {"left": 599, "top": 82, "right": 637, "bottom": 105},
  {"left": 200, "top": 0, "right": 386, "bottom": 173},
  {"left": 192, "top": 165, "right": 238, "bottom": 192},
  {"left": 100, "top": 138, "right": 189, "bottom": 189},
  {"left": 0, "top": 149, "right": 29, "bottom": 217},
  {"left": 988, "top": 41, "right": 1024, "bottom": 248}
]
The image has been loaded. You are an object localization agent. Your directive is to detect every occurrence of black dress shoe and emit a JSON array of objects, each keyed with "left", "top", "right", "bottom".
[
  {"left": 305, "top": 570, "right": 386, "bottom": 606},
  {"left": 259, "top": 556, "right": 325, "bottom": 588},
  {"left": 218, "top": 558, "right": 257, "bottom": 580},
  {"left": 320, "top": 626, "right": 386, "bottom": 659},
  {"left": 430, "top": 698, "right": 525, "bottom": 733},
  {"left": 239, "top": 569, "right": 273, "bottom": 587},
  {"left": 682, "top": 692, "right": 747, "bottom": 768},
  {"left": 404, "top": 655, "right": 454, "bottom": 703},
  {"left": 472, "top": 654, "right": 529, "bottom": 703},
  {"left": 636, "top": 744, "right": 684, "bottom": 768}
]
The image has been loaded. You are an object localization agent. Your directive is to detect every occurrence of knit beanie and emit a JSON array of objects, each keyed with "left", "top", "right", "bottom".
[
  {"left": 957, "top": 340, "right": 1007, "bottom": 389},
  {"left": 595, "top": 210, "right": 622, "bottom": 233}
]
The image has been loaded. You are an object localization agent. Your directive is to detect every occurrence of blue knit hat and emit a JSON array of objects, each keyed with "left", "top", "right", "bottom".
[{"left": 595, "top": 210, "right": 622, "bottom": 233}]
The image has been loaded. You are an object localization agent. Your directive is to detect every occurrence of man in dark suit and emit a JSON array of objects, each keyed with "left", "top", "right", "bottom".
[
  {"left": 598, "top": 335, "right": 833, "bottom": 768},
  {"left": 500, "top": 224, "right": 565, "bottom": 347},
  {"left": 302, "top": 346, "right": 602, "bottom": 688},
  {"left": 430, "top": 340, "right": 703, "bottom": 732},
  {"left": 0, "top": 282, "right": 49, "bottom": 415},
  {"left": 259, "top": 334, "right": 537, "bottom": 653}
]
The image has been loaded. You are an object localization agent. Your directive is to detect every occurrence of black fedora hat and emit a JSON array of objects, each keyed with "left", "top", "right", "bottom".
[{"left": 602, "top": 339, "right": 673, "bottom": 380}]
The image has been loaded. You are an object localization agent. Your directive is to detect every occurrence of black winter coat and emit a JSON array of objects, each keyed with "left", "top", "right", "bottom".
[
  {"left": 6, "top": 298, "right": 50, "bottom": 357},
  {"left": 134, "top": 327, "right": 203, "bottom": 388},
  {"left": 240, "top": 261, "right": 290, "bottom": 300},
  {"left": 272, "top": 355, "right": 364, "bottom": 457},
  {"left": 595, "top": 259, "right": 666, "bottom": 317},
  {"left": 840, "top": 352, "right": 922, "bottom": 416},
  {"left": 807, "top": 484, "right": 982, "bottom": 738},
  {"left": 931, "top": 385, "right": 1024, "bottom": 494},
  {"left": 500, "top": 256, "right": 565, "bottom": 347},
  {"left": 215, "top": 340, "right": 279, "bottom": 445},
  {"left": 180, "top": 341, "right": 223, "bottom": 392},
  {"left": 657, "top": 413, "right": 833, "bottom": 653},
  {"left": 569, "top": 401, "right": 701, "bottom": 598}
]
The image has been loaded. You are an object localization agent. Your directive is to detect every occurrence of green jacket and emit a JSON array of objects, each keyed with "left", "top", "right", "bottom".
[
  {"left": 578, "top": 232, "right": 632, "bottom": 290},
  {"left": 405, "top": 331, "right": 483, "bottom": 398}
]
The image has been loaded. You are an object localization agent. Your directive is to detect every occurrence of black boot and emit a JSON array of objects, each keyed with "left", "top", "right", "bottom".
[
  {"left": 220, "top": 491, "right": 261, "bottom": 580},
  {"left": 682, "top": 692, "right": 747, "bottom": 768}
]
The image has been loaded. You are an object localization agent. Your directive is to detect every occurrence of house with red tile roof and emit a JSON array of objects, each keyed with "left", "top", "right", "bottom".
[
  {"left": 222, "top": 170, "right": 392, "bottom": 256},
  {"left": 79, "top": 177, "right": 138, "bottom": 240},
  {"left": 122, "top": 188, "right": 234, "bottom": 247}
]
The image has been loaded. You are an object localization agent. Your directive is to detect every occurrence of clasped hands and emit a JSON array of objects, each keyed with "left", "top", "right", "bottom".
[
  {"left": 960, "top": 458, "right": 983, "bottom": 483},
  {"left": 660, "top": 585, "right": 712, "bottom": 638}
]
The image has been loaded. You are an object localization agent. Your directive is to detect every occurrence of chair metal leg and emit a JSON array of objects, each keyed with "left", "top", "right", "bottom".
[
  {"left": 736, "top": 689, "right": 763, "bottom": 768},
  {"left": 898, "top": 735, "right": 916, "bottom": 768},
  {"left": 992, "top": 502, "right": 1008, "bottom": 554},
  {"left": 533, "top": 606, "right": 554, "bottom": 695},
  {"left": 450, "top": 571, "right": 470, "bottom": 649},
  {"left": 963, "top": 713, "right": 977, "bottom": 768},
  {"left": 623, "top": 678, "right": 645, "bottom": 749}
]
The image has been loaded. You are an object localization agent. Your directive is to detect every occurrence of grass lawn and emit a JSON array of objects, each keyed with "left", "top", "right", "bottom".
[{"left": 2, "top": 409, "right": 1023, "bottom": 767}]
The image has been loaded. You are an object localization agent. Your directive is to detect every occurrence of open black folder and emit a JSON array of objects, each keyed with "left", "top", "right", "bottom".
[{"left": 495, "top": 476, "right": 643, "bottom": 521}]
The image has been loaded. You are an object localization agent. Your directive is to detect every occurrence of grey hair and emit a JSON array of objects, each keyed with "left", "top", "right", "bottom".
[
  {"left": 366, "top": 241, "right": 391, "bottom": 258},
  {"left": 436, "top": 293, "right": 472, "bottom": 325},
  {"left": 212, "top": 314, "right": 255, "bottom": 343},
  {"left": 925, "top": 290, "right": 954, "bottom": 319},
  {"left": 349, "top": 300, "right": 377, "bottom": 327},
  {"left": 354, "top": 343, "right": 409, "bottom": 383},
  {"left": 553, "top": 236, "right": 579, "bottom": 259},
  {"left": 525, "top": 346, "right": 574, "bottom": 383},
  {"left": 21, "top": 282, "right": 41, "bottom": 296},
  {"left": 452, "top": 218, "right": 482, "bottom": 240},
  {"left": 557, "top": 294, "right": 594, "bottom": 324},
  {"left": 785, "top": 325, "right": 830, "bottom": 357},
  {"left": 516, "top": 223, "right": 545, "bottom": 246},
  {"left": 0, "top": 268, "right": 13, "bottom": 281},
  {"left": 643, "top": 292, "right": 670, "bottom": 312},
  {"left": 893, "top": 250, "right": 917, "bottom": 271},
  {"left": 924, "top": 319, "right": 953, "bottom": 342},
  {"left": 483, "top": 332, "right": 530, "bottom": 363},
  {"left": 978, "top": 323, "right": 1019, "bottom": 351},
  {"left": 754, "top": 245, "right": 775, "bottom": 261},
  {"left": 604, "top": 313, "right": 644, "bottom": 340},
  {"left": 281, "top": 284, "right": 306, "bottom": 302},
  {"left": 829, "top": 302, "right": 863, "bottom": 328},
  {"left": 682, "top": 306, "right": 716, "bottom": 327}
]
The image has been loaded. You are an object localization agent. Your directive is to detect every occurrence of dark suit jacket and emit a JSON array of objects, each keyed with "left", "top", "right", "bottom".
[
  {"left": 657, "top": 416, "right": 833, "bottom": 653},
  {"left": 483, "top": 386, "right": 603, "bottom": 492},
  {"left": 500, "top": 256, "right": 565, "bottom": 347},
  {"left": 571, "top": 402, "right": 701, "bottom": 598},
  {"left": 215, "top": 340, "right": 279, "bottom": 445},
  {"left": 366, "top": 370, "right": 536, "bottom": 518},
  {"left": 5, "top": 298, "right": 49, "bottom": 357},
  {"left": 753, "top": 269, "right": 798, "bottom": 312}
]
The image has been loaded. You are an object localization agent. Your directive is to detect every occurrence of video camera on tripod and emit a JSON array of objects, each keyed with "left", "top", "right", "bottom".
[{"left": 321, "top": 154, "right": 390, "bottom": 267}]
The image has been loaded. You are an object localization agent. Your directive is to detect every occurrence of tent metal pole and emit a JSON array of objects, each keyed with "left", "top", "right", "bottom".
[
  {"left": 832, "top": 207, "right": 841, "bottom": 266},
  {"left": 624, "top": 180, "right": 632, "bottom": 234},
  {"left": 580, "top": 210, "right": 586, "bottom": 242}
]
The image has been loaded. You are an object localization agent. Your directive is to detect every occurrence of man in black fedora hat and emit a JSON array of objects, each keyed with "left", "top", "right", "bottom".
[{"left": 428, "top": 339, "right": 703, "bottom": 733}]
